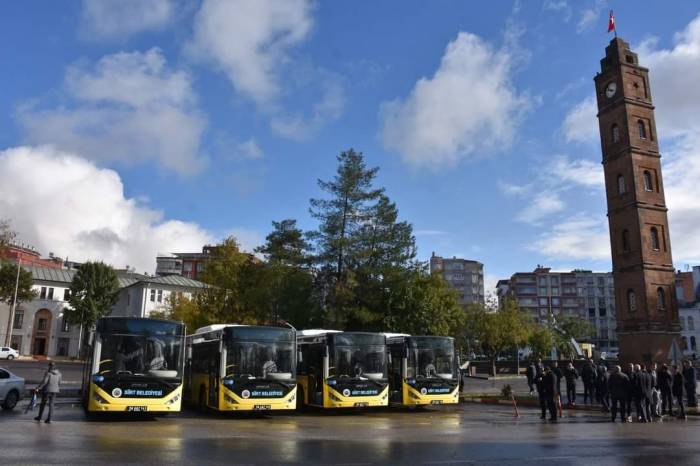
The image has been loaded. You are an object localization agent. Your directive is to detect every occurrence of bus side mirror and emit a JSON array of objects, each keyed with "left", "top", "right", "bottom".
[
  {"left": 387, "top": 353, "right": 392, "bottom": 364},
  {"left": 297, "top": 350, "right": 303, "bottom": 363},
  {"left": 88, "top": 331, "right": 94, "bottom": 346},
  {"left": 186, "top": 346, "right": 192, "bottom": 360}
]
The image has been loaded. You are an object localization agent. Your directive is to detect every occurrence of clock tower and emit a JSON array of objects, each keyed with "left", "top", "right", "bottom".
[{"left": 594, "top": 38, "right": 681, "bottom": 364}]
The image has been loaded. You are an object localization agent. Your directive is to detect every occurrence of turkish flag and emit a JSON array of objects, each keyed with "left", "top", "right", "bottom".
[{"left": 608, "top": 10, "right": 616, "bottom": 33}]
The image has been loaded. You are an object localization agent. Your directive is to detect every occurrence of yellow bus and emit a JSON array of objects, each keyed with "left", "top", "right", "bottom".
[
  {"left": 82, "top": 317, "right": 185, "bottom": 414},
  {"left": 185, "top": 324, "right": 297, "bottom": 412},
  {"left": 297, "top": 330, "right": 389, "bottom": 409},
  {"left": 386, "top": 334, "right": 459, "bottom": 407}
]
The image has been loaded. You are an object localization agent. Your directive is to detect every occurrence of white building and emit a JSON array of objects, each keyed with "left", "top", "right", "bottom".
[
  {"left": 429, "top": 253, "right": 485, "bottom": 305},
  {"left": 0, "top": 266, "right": 207, "bottom": 358}
]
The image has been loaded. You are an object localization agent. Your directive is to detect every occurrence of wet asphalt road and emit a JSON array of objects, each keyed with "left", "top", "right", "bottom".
[{"left": 1, "top": 403, "right": 699, "bottom": 465}]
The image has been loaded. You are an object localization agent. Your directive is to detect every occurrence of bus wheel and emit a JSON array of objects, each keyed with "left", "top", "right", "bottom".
[{"left": 198, "top": 387, "right": 208, "bottom": 414}]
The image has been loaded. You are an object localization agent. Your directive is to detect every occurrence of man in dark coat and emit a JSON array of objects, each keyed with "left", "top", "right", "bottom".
[
  {"left": 581, "top": 360, "right": 597, "bottom": 404},
  {"left": 608, "top": 365, "right": 630, "bottom": 422},
  {"left": 658, "top": 364, "right": 674, "bottom": 416},
  {"left": 542, "top": 366, "right": 558, "bottom": 421},
  {"left": 632, "top": 364, "right": 651, "bottom": 422},
  {"left": 649, "top": 363, "right": 661, "bottom": 418},
  {"left": 623, "top": 363, "right": 635, "bottom": 422},
  {"left": 672, "top": 365, "right": 686, "bottom": 419},
  {"left": 552, "top": 361, "right": 563, "bottom": 399},
  {"left": 682, "top": 360, "right": 697, "bottom": 407},
  {"left": 526, "top": 361, "right": 536, "bottom": 395},
  {"left": 564, "top": 362, "right": 579, "bottom": 406},
  {"left": 535, "top": 360, "right": 547, "bottom": 420}
]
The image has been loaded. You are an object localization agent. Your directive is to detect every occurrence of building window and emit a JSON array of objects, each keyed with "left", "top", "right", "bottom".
[
  {"left": 63, "top": 289, "right": 70, "bottom": 301},
  {"left": 61, "top": 318, "right": 70, "bottom": 332},
  {"left": 617, "top": 174, "right": 626, "bottom": 194},
  {"left": 47, "top": 288, "right": 54, "bottom": 300},
  {"left": 682, "top": 337, "right": 689, "bottom": 350},
  {"left": 157, "top": 290, "right": 163, "bottom": 303},
  {"left": 612, "top": 124, "right": 620, "bottom": 143},
  {"left": 627, "top": 289, "right": 637, "bottom": 313},
  {"left": 638, "top": 120, "right": 647, "bottom": 139},
  {"left": 650, "top": 227, "right": 660, "bottom": 251},
  {"left": 38, "top": 318, "right": 47, "bottom": 331},
  {"left": 40, "top": 287, "right": 47, "bottom": 299},
  {"left": 150, "top": 289, "right": 156, "bottom": 302},
  {"left": 643, "top": 170, "right": 653, "bottom": 192},
  {"left": 622, "top": 229, "right": 631, "bottom": 252},
  {"left": 689, "top": 316, "right": 695, "bottom": 331},
  {"left": 657, "top": 287, "right": 666, "bottom": 311},
  {"left": 13, "top": 310, "right": 24, "bottom": 329},
  {"left": 692, "top": 336, "right": 697, "bottom": 351}
]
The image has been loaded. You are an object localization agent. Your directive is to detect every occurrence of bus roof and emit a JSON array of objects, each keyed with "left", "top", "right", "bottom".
[
  {"left": 194, "top": 324, "right": 247, "bottom": 334},
  {"left": 296, "top": 329, "right": 342, "bottom": 338}
]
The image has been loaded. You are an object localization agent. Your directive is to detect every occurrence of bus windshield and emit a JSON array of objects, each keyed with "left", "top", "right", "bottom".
[
  {"left": 407, "top": 337, "right": 456, "bottom": 380},
  {"left": 98, "top": 333, "right": 183, "bottom": 379},
  {"left": 225, "top": 340, "right": 295, "bottom": 380},
  {"left": 330, "top": 334, "right": 387, "bottom": 380}
]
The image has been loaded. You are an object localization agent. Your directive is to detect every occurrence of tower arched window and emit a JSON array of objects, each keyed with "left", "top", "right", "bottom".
[
  {"left": 683, "top": 337, "right": 689, "bottom": 350},
  {"left": 689, "top": 316, "right": 695, "bottom": 331},
  {"left": 657, "top": 287, "right": 666, "bottom": 311},
  {"left": 617, "top": 174, "right": 626, "bottom": 194},
  {"left": 643, "top": 170, "right": 653, "bottom": 191},
  {"left": 627, "top": 289, "right": 637, "bottom": 313},
  {"left": 638, "top": 120, "right": 647, "bottom": 139},
  {"left": 612, "top": 124, "right": 620, "bottom": 143},
  {"left": 622, "top": 229, "right": 631, "bottom": 253},
  {"left": 692, "top": 336, "right": 697, "bottom": 351},
  {"left": 650, "top": 227, "right": 660, "bottom": 251}
]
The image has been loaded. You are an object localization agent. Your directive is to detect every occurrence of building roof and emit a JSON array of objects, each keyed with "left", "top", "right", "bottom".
[{"left": 23, "top": 265, "right": 207, "bottom": 290}]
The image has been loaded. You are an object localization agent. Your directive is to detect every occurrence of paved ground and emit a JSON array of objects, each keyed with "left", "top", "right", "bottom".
[{"left": 1, "top": 402, "right": 699, "bottom": 465}]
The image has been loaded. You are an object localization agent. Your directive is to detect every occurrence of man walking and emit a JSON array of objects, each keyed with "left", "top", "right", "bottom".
[
  {"left": 632, "top": 364, "right": 650, "bottom": 422},
  {"left": 526, "top": 360, "right": 536, "bottom": 395},
  {"left": 542, "top": 366, "right": 558, "bottom": 422},
  {"left": 564, "top": 362, "right": 579, "bottom": 406},
  {"left": 535, "top": 360, "right": 547, "bottom": 420},
  {"left": 672, "top": 364, "right": 686, "bottom": 419},
  {"left": 35, "top": 362, "right": 62, "bottom": 424},
  {"left": 581, "top": 359, "right": 597, "bottom": 404},
  {"left": 608, "top": 365, "right": 630, "bottom": 422},
  {"left": 682, "top": 360, "right": 697, "bottom": 408},
  {"left": 658, "top": 364, "right": 674, "bottom": 417},
  {"left": 597, "top": 363, "right": 610, "bottom": 412},
  {"left": 623, "top": 363, "right": 635, "bottom": 422},
  {"left": 649, "top": 363, "right": 661, "bottom": 418}
]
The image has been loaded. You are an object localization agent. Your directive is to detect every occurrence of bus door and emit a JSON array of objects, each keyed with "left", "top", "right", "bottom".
[
  {"left": 208, "top": 348, "right": 220, "bottom": 407},
  {"left": 306, "top": 345, "right": 324, "bottom": 405},
  {"left": 389, "top": 345, "right": 404, "bottom": 403}
]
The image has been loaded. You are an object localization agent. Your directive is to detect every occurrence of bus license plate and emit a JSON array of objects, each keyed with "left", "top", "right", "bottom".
[
  {"left": 431, "top": 400, "right": 443, "bottom": 405},
  {"left": 253, "top": 405, "right": 271, "bottom": 410},
  {"left": 354, "top": 402, "right": 369, "bottom": 407},
  {"left": 126, "top": 406, "right": 148, "bottom": 412}
]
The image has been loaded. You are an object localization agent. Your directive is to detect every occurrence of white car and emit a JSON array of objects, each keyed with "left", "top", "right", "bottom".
[
  {"left": 0, "top": 367, "right": 25, "bottom": 410},
  {"left": 0, "top": 347, "right": 19, "bottom": 360}
]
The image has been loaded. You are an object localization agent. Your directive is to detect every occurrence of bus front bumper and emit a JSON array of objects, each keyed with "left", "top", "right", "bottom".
[
  {"left": 87, "top": 383, "right": 183, "bottom": 413},
  {"left": 220, "top": 386, "right": 297, "bottom": 411}
]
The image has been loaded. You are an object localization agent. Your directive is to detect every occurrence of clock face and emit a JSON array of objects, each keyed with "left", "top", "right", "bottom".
[{"left": 605, "top": 82, "right": 617, "bottom": 99}]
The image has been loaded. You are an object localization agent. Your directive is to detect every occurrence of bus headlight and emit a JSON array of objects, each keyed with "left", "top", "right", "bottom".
[
  {"left": 329, "top": 392, "right": 341, "bottom": 402},
  {"left": 165, "top": 394, "right": 181, "bottom": 406},
  {"left": 93, "top": 393, "right": 109, "bottom": 404},
  {"left": 223, "top": 379, "right": 234, "bottom": 387},
  {"left": 224, "top": 394, "right": 238, "bottom": 404},
  {"left": 407, "top": 378, "right": 416, "bottom": 386},
  {"left": 92, "top": 375, "right": 104, "bottom": 383},
  {"left": 327, "top": 379, "right": 337, "bottom": 386}
]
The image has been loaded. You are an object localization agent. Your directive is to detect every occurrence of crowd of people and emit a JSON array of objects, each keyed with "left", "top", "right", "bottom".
[{"left": 525, "top": 358, "right": 698, "bottom": 422}]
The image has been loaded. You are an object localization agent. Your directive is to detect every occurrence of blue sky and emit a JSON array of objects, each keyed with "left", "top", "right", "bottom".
[{"left": 2, "top": 1, "right": 700, "bottom": 290}]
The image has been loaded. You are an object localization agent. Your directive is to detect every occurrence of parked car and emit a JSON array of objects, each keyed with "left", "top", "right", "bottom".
[
  {"left": 0, "top": 347, "right": 19, "bottom": 360},
  {"left": 0, "top": 367, "right": 25, "bottom": 410}
]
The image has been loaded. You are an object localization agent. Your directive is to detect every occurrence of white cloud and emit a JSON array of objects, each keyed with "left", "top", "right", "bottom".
[
  {"left": 80, "top": 0, "right": 174, "bottom": 40},
  {"left": 379, "top": 32, "right": 532, "bottom": 168},
  {"left": 562, "top": 96, "right": 598, "bottom": 144},
  {"left": 187, "top": 0, "right": 341, "bottom": 140},
  {"left": 545, "top": 156, "right": 602, "bottom": 187},
  {"left": 188, "top": 0, "right": 312, "bottom": 106},
  {"left": 236, "top": 139, "right": 264, "bottom": 160},
  {"left": 576, "top": 0, "right": 606, "bottom": 34},
  {"left": 516, "top": 191, "right": 565, "bottom": 225},
  {"left": 529, "top": 216, "right": 610, "bottom": 261},
  {"left": 543, "top": 0, "right": 572, "bottom": 22},
  {"left": 17, "top": 48, "right": 207, "bottom": 174},
  {"left": 0, "top": 146, "right": 213, "bottom": 274}
]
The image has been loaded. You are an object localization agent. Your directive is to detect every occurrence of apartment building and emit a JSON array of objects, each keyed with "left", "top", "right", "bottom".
[{"left": 429, "top": 253, "right": 485, "bottom": 306}]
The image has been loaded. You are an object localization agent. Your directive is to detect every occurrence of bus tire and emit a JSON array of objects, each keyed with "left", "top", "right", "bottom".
[{"left": 198, "top": 386, "right": 208, "bottom": 414}]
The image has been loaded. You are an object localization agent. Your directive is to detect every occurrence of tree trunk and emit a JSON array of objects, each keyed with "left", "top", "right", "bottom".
[{"left": 491, "top": 358, "right": 497, "bottom": 377}]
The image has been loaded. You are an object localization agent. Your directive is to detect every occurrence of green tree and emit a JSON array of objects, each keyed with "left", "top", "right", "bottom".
[
  {"left": 1, "top": 262, "right": 37, "bottom": 346},
  {"left": 66, "top": 261, "right": 120, "bottom": 328},
  {"left": 464, "top": 299, "right": 533, "bottom": 376},
  {"left": 255, "top": 219, "right": 311, "bottom": 267},
  {"left": 529, "top": 325, "right": 555, "bottom": 359},
  {"left": 0, "top": 219, "right": 16, "bottom": 259},
  {"left": 552, "top": 315, "right": 595, "bottom": 359},
  {"left": 152, "top": 294, "right": 213, "bottom": 333}
]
